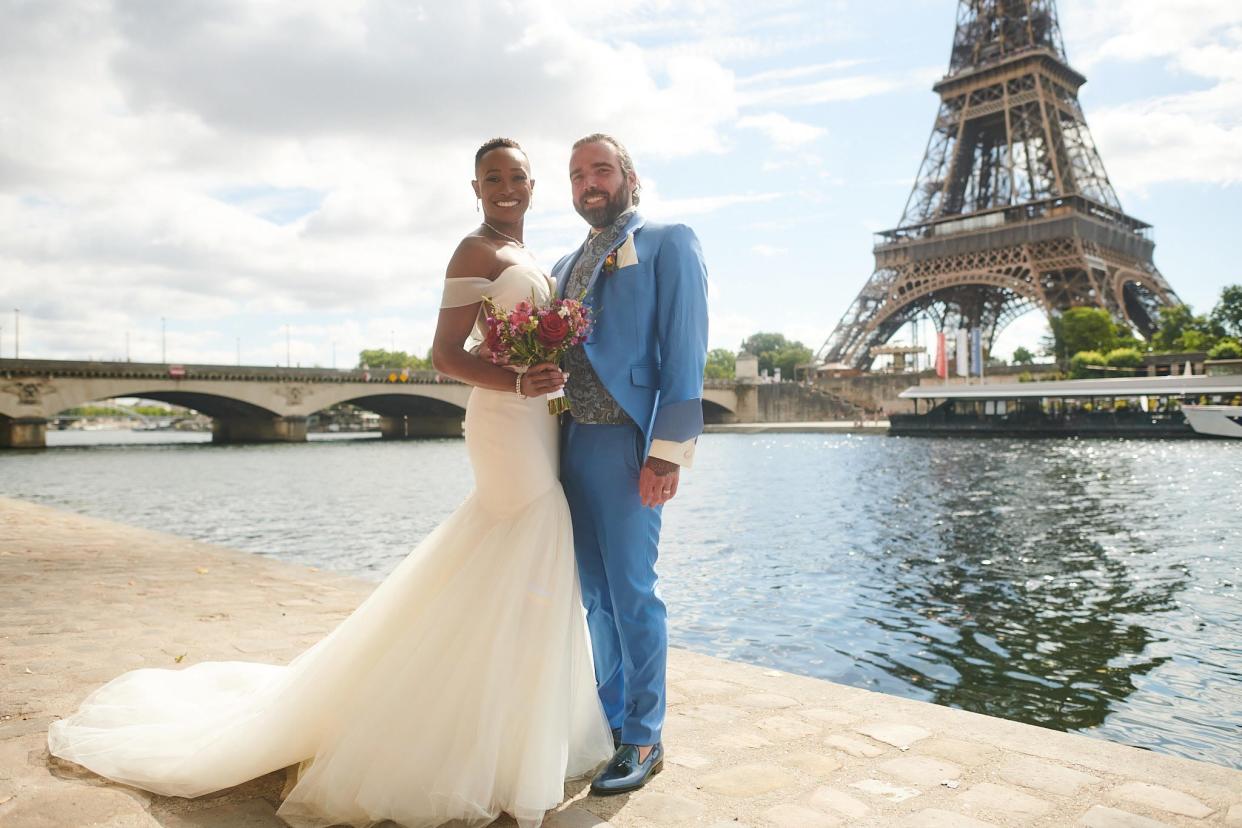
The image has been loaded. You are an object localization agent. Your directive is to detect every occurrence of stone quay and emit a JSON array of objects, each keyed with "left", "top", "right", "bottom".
[{"left": 1, "top": 496, "right": 1239, "bottom": 827}]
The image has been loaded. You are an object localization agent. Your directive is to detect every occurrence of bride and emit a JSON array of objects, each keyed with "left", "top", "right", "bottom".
[{"left": 47, "top": 137, "right": 615, "bottom": 828}]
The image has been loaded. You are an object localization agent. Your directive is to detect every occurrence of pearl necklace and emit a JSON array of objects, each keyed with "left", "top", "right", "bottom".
[{"left": 482, "top": 222, "right": 525, "bottom": 247}]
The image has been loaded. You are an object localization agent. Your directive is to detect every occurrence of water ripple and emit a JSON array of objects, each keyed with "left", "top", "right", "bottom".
[{"left": 3, "top": 430, "right": 1240, "bottom": 768}]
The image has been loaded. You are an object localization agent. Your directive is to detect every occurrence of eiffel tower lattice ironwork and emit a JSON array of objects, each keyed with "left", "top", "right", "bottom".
[{"left": 816, "top": 0, "right": 1180, "bottom": 370}]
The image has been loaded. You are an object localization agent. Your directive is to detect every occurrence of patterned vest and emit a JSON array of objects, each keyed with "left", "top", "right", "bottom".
[{"left": 562, "top": 212, "right": 633, "bottom": 425}]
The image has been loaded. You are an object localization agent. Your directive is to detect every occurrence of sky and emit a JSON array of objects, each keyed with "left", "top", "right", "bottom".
[{"left": 1, "top": 0, "right": 1240, "bottom": 369}]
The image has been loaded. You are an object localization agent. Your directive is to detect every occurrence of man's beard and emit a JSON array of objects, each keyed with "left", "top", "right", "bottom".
[{"left": 575, "top": 184, "right": 630, "bottom": 228}]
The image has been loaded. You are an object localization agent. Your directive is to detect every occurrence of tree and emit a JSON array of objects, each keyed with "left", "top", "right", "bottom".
[
  {"left": 740, "top": 332, "right": 789, "bottom": 362},
  {"left": 1012, "top": 346, "right": 1035, "bottom": 365},
  {"left": 1150, "top": 303, "right": 1220, "bottom": 353},
  {"left": 1210, "top": 284, "right": 1242, "bottom": 339},
  {"left": 1209, "top": 339, "right": 1242, "bottom": 360},
  {"left": 357, "top": 348, "right": 431, "bottom": 371},
  {"left": 704, "top": 348, "right": 736, "bottom": 380},
  {"left": 1049, "top": 307, "right": 1117, "bottom": 363},
  {"left": 740, "top": 332, "right": 812, "bottom": 380}
]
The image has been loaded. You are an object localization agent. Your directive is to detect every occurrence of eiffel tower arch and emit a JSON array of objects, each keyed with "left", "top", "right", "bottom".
[{"left": 817, "top": 0, "right": 1180, "bottom": 371}]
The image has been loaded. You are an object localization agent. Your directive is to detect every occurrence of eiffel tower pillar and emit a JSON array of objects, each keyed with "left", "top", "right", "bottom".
[{"left": 818, "top": 0, "right": 1180, "bottom": 371}]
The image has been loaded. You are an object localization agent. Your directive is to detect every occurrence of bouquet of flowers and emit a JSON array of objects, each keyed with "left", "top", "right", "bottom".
[{"left": 481, "top": 293, "right": 592, "bottom": 414}]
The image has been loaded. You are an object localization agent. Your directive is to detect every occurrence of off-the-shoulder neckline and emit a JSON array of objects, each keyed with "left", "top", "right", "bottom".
[{"left": 444, "top": 264, "right": 546, "bottom": 284}]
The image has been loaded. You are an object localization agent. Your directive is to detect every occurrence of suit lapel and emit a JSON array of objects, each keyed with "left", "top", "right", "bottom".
[{"left": 555, "top": 249, "right": 583, "bottom": 299}]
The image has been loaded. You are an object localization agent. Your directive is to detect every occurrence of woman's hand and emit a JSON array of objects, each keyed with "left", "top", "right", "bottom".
[{"left": 520, "top": 362, "right": 568, "bottom": 397}]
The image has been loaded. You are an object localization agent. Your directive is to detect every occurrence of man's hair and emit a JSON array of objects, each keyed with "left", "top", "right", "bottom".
[
  {"left": 572, "top": 133, "right": 640, "bottom": 205},
  {"left": 475, "top": 137, "right": 525, "bottom": 167}
]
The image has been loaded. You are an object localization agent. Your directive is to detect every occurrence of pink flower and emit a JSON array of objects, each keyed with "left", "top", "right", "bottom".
[{"left": 511, "top": 301, "right": 534, "bottom": 327}]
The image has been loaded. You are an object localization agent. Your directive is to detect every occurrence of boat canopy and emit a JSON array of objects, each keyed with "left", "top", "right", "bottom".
[{"left": 899, "top": 375, "right": 1242, "bottom": 401}]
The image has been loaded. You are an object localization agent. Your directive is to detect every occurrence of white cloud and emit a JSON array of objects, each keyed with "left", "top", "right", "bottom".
[
  {"left": 738, "top": 72, "right": 903, "bottom": 107},
  {"left": 645, "top": 191, "right": 784, "bottom": 218},
  {"left": 0, "top": 0, "right": 747, "bottom": 360},
  {"left": 737, "top": 112, "right": 825, "bottom": 150},
  {"left": 751, "top": 244, "right": 788, "bottom": 257},
  {"left": 1062, "top": 1, "right": 1242, "bottom": 191}
]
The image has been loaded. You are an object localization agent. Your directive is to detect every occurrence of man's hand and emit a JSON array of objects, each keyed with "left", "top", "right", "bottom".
[{"left": 638, "top": 456, "right": 680, "bottom": 508}]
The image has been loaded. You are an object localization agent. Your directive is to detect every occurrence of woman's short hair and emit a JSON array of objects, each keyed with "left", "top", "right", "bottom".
[{"left": 475, "top": 137, "right": 525, "bottom": 167}]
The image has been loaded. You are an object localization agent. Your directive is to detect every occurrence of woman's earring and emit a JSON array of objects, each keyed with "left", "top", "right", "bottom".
[{"left": 476, "top": 198, "right": 481, "bottom": 213}]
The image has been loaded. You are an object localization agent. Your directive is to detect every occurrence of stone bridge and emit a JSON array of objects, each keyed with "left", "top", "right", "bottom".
[
  {"left": 0, "top": 359, "right": 764, "bottom": 449},
  {"left": 0, "top": 359, "right": 475, "bottom": 449},
  {"left": 0, "top": 359, "right": 866, "bottom": 449}
]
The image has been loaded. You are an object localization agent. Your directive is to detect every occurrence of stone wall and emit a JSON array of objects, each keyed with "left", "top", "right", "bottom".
[{"left": 813, "top": 363, "right": 1063, "bottom": 416}]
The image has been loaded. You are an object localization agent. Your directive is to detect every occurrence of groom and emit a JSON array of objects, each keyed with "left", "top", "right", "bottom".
[{"left": 555, "top": 134, "right": 709, "bottom": 795}]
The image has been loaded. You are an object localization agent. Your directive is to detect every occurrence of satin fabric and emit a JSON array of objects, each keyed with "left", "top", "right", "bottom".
[{"left": 48, "top": 265, "right": 613, "bottom": 828}]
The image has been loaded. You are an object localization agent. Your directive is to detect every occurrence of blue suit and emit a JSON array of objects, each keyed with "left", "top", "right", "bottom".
[{"left": 554, "top": 211, "right": 708, "bottom": 746}]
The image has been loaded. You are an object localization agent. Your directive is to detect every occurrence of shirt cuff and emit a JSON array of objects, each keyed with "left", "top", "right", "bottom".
[{"left": 648, "top": 437, "right": 696, "bottom": 469}]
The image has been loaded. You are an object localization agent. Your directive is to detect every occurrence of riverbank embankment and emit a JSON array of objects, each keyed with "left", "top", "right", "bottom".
[
  {"left": 1, "top": 497, "right": 1239, "bottom": 827},
  {"left": 704, "top": 420, "right": 889, "bottom": 434}
]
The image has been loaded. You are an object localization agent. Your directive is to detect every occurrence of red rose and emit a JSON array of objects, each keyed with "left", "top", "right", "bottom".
[
  {"left": 484, "top": 322, "right": 505, "bottom": 357},
  {"left": 536, "top": 311, "right": 570, "bottom": 346}
]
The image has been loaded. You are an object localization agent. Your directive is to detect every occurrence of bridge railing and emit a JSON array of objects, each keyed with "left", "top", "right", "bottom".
[{"left": 0, "top": 359, "right": 460, "bottom": 385}]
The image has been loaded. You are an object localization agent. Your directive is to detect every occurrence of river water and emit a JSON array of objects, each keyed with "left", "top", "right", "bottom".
[{"left": 3, "top": 429, "right": 1240, "bottom": 769}]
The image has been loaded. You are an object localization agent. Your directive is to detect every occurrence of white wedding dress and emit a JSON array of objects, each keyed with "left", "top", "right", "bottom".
[{"left": 48, "top": 265, "right": 614, "bottom": 828}]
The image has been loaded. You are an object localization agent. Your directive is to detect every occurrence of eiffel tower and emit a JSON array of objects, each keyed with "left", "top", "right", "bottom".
[{"left": 816, "top": 0, "right": 1180, "bottom": 371}]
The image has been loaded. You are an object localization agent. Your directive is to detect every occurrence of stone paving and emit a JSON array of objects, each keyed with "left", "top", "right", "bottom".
[{"left": 1, "top": 495, "right": 1239, "bottom": 827}]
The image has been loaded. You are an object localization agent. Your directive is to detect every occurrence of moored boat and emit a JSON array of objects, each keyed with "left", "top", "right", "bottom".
[
  {"left": 1182, "top": 405, "right": 1242, "bottom": 439},
  {"left": 892, "top": 375, "right": 1242, "bottom": 438}
]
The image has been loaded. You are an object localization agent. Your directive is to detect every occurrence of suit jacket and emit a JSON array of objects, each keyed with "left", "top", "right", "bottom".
[{"left": 553, "top": 211, "right": 708, "bottom": 467}]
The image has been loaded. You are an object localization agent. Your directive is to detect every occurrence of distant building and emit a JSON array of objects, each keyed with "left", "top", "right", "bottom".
[
  {"left": 1141, "top": 352, "right": 1207, "bottom": 376},
  {"left": 1206, "top": 359, "right": 1242, "bottom": 376}
]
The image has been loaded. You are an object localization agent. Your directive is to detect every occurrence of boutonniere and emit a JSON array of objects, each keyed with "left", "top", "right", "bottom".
[
  {"left": 603, "top": 233, "right": 640, "bottom": 276},
  {"left": 602, "top": 249, "right": 619, "bottom": 275}
]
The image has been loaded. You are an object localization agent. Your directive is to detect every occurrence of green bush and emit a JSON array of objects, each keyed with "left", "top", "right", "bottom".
[
  {"left": 1104, "top": 347, "right": 1143, "bottom": 374},
  {"left": 1208, "top": 339, "right": 1242, "bottom": 360},
  {"left": 704, "top": 348, "right": 737, "bottom": 380},
  {"left": 1069, "top": 350, "right": 1107, "bottom": 379}
]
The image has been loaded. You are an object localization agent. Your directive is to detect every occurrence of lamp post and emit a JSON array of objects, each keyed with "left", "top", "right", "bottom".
[
  {"left": 160, "top": 316, "right": 166, "bottom": 363},
  {"left": 14, "top": 308, "right": 19, "bottom": 359}
]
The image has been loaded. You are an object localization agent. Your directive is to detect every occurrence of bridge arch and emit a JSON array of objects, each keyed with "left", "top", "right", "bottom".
[
  {"left": 849, "top": 272, "right": 1050, "bottom": 369},
  {"left": 50, "top": 390, "right": 280, "bottom": 421}
]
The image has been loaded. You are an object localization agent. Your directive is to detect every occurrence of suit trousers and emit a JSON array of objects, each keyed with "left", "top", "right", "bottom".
[{"left": 561, "top": 419, "right": 666, "bottom": 746}]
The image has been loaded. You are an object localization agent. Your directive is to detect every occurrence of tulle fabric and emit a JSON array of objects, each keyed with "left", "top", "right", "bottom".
[{"left": 48, "top": 266, "right": 614, "bottom": 828}]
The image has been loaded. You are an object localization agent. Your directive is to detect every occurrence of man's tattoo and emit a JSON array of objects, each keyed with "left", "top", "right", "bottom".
[{"left": 646, "top": 457, "right": 678, "bottom": 477}]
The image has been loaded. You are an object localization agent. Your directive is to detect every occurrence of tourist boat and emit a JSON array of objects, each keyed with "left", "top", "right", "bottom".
[
  {"left": 891, "top": 375, "right": 1242, "bottom": 438},
  {"left": 1182, "top": 405, "right": 1242, "bottom": 439}
]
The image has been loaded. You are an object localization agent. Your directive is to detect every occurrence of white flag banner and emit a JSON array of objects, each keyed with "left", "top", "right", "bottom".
[{"left": 955, "top": 329, "right": 969, "bottom": 377}]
